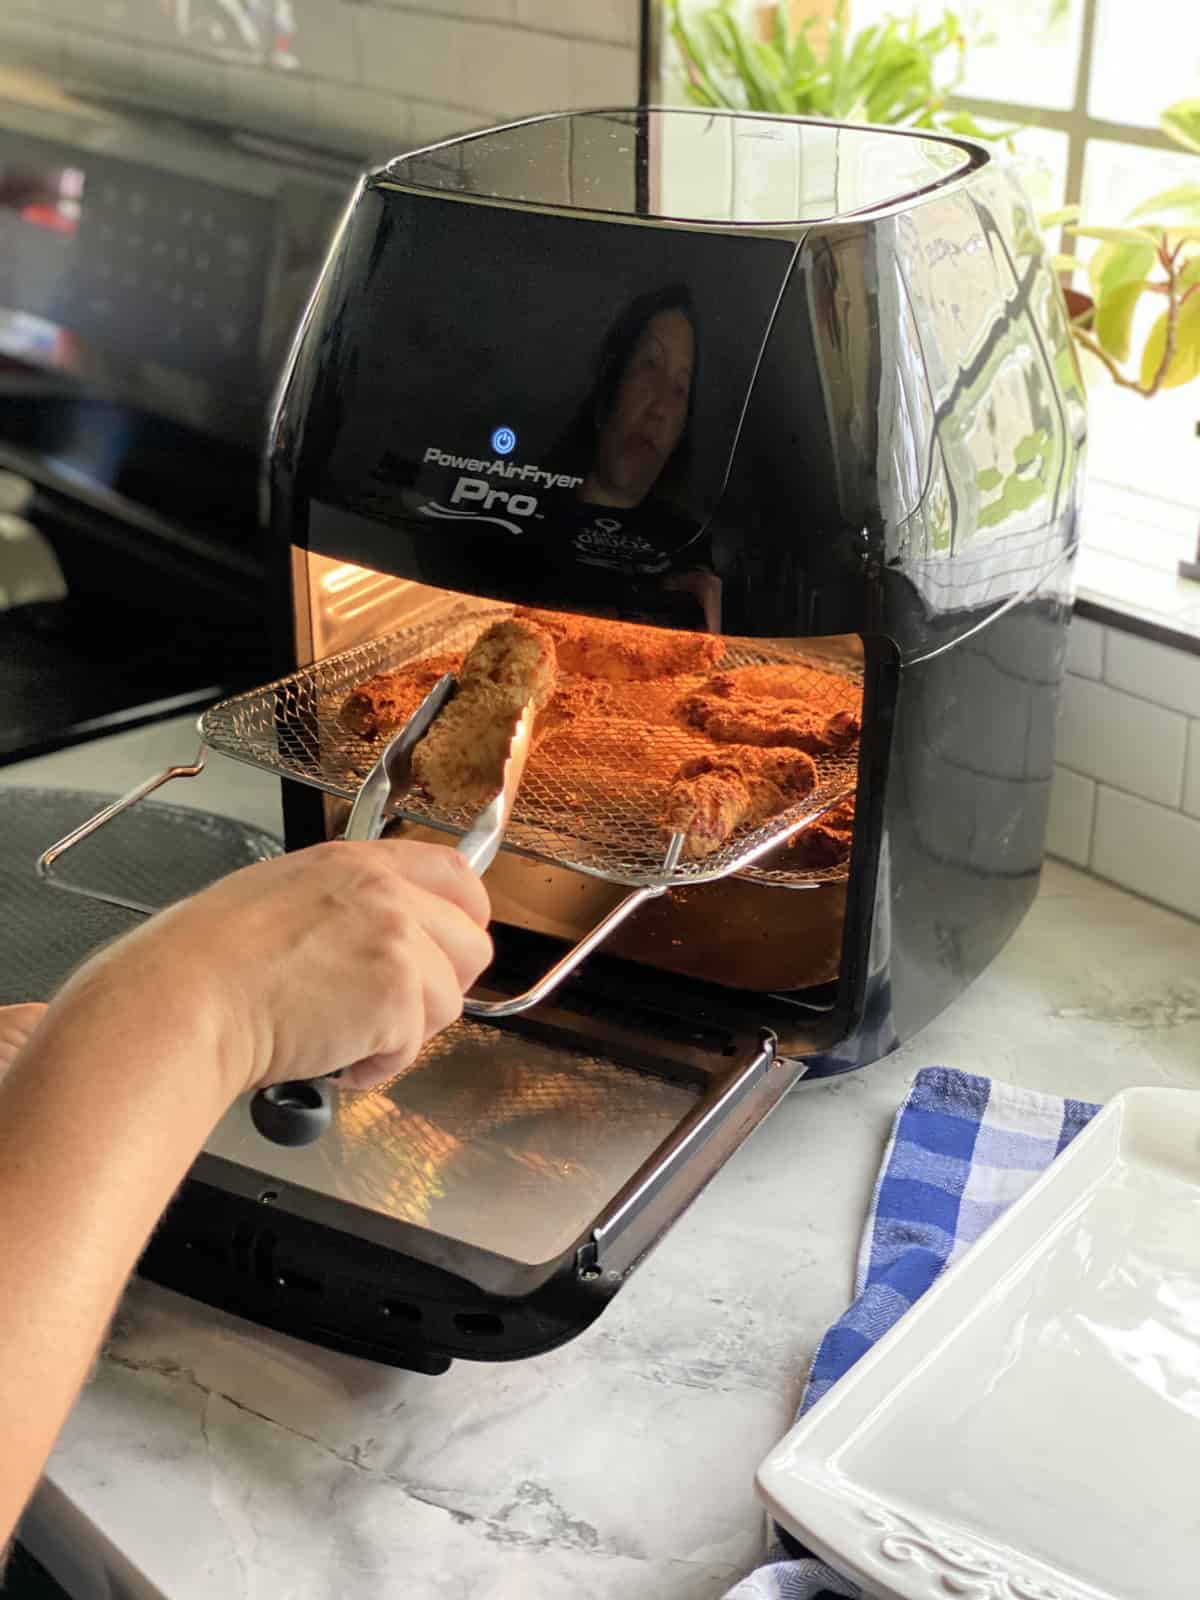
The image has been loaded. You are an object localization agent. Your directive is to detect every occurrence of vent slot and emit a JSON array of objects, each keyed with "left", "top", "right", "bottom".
[{"left": 453, "top": 1312, "right": 504, "bottom": 1338}]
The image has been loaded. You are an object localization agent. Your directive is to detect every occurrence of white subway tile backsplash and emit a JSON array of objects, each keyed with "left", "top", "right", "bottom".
[
  {"left": 226, "top": 63, "right": 317, "bottom": 142},
  {"left": 357, "top": 9, "right": 464, "bottom": 104},
  {"left": 290, "top": 0, "right": 362, "bottom": 86},
  {"left": 64, "top": 33, "right": 147, "bottom": 97},
  {"left": 140, "top": 46, "right": 229, "bottom": 116},
  {"left": 412, "top": 0, "right": 519, "bottom": 18},
  {"left": 390, "top": 0, "right": 518, "bottom": 16},
  {"left": 568, "top": 39, "right": 637, "bottom": 107},
  {"left": 517, "top": 0, "right": 639, "bottom": 45},
  {"left": 409, "top": 99, "right": 484, "bottom": 144},
  {"left": 1064, "top": 616, "right": 1103, "bottom": 680},
  {"left": 1091, "top": 786, "right": 1200, "bottom": 921},
  {"left": 38, "top": 0, "right": 102, "bottom": 24},
  {"left": 1105, "top": 628, "right": 1200, "bottom": 718},
  {"left": 1055, "top": 674, "right": 1187, "bottom": 808},
  {"left": 3, "top": 0, "right": 639, "bottom": 181},
  {"left": 1046, "top": 765, "right": 1096, "bottom": 867},
  {"left": 461, "top": 21, "right": 569, "bottom": 115},
  {"left": 312, "top": 80, "right": 414, "bottom": 157},
  {"left": 86, "top": 0, "right": 175, "bottom": 40},
  {"left": 1185, "top": 722, "right": 1200, "bottom": 820},
  {"left": 0, "top": 11, "right": 66, "bottom": 73}
]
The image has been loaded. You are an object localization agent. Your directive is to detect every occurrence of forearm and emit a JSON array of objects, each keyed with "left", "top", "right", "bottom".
[{"left": 0, "top": 977, "right": 233, "bottom": 1545}]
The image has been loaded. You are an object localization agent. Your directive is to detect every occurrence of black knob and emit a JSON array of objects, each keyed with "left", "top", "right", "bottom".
[{"left": 250, "top": 1079, "right": 333, "bottom": 1146}]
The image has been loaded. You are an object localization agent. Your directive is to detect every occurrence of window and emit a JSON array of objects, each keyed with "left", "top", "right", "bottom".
[{"left": 658, "top": 0, "right": 1200, "bottom": 612}]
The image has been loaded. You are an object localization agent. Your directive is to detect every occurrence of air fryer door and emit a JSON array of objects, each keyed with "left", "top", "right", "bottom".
[{"left": 143, "top": 1017, "right": 808, "bottom": 1372}]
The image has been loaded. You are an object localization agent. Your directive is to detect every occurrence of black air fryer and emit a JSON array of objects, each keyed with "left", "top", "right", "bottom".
[{"left": 61, "top": 110, "right": 1084, "bottom": 1372}]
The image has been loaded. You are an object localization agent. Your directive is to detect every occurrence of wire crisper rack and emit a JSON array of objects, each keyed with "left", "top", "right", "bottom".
[
  {"left": 35, "top": 600, "right": 861, "bottom": 1022},
  {"left": 199, "top": 601, "right": 862, "bottom": 892}
]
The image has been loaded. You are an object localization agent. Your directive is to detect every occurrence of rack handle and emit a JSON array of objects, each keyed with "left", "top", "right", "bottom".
[
  {"left": 463, "top": 882, "right": 662, "bottom": 1020},
  {"left": 36, "top": 751, "right": 211, "bottom": 917}
]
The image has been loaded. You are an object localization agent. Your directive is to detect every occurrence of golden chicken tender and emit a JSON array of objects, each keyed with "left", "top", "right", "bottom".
[
  {"left": 515, "top": 606, "right": 723, "bottom": 682},
  {"left": 411, "top": 619, "right": 558, "bottom": 810},
  {"left": 787, "top": 798, "right": 856, "bottom": 870},
  {"left": 663, "top": 746, "right": 818, "bottom": 859},
  {"left": 411, "top": 682, "right": 531, "bottom": 810},
  {"left": 457, "top": 618, "right": 557, "bottom": 710},
  {"left": 339, "top": 651, "right": 462, "bottom": 739},
  {"left": 676, "top": 670, "right": 861, "bottom": 754}
]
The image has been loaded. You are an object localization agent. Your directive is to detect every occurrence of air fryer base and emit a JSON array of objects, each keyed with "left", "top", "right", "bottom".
[
  {"left": 139, "top": 1175, "right": 614, "bottom": 1373},
  {"left": 142, "top": 1034, "right": 804, "bottom": 1372}
]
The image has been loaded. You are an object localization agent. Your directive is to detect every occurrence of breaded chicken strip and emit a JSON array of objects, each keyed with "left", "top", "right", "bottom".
[
  {"left": 411, "top": 619, "right": 557, "bottom": 810},
  {"left": 339, "top": 651, "right": 462, "bottom": 739},
  {"left": 787, "top": 799, "right": 856, "bottom": 869},
  {"left": 515, "top": 606, "right": 723, "bottom": 682},
  {"left": 676, "top": 669, "right": 861, "bottom": 753},
  {"left": 663, "top": 746, "right": 818, "bottom": 860},
  {"left": 457, "top": 618, "right": 557, "bottom": 707}
]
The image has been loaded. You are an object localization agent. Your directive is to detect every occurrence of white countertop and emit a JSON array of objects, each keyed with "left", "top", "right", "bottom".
[{"left": 7, "top": 719, "right": 1200, "bottom": 1600}]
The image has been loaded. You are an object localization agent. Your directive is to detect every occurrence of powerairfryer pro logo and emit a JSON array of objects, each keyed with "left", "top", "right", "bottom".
[{"left": 417, "top": 445, "right": 582, "bottom": 536}]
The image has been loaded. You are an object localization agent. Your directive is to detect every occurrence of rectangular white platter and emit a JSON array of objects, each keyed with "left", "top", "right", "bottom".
[{"left": 757, "top": 1086, "right": 1200, "bottom": 1600}]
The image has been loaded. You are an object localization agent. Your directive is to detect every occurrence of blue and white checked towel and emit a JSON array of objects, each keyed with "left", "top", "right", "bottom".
[{"left": 724, "top": 1067, "right": 1100, "bottom": 1600}]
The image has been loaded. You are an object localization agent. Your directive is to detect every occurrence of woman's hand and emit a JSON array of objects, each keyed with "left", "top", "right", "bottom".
[
  {"left": 0, "top": 1004, "right": 46, "bottom": 1076},
  {"left": 47, "top": 839, "right": 492, "bottom": 1104},
  {"left": 0, "top": 841, "right": 493, "bottom": 1549}
]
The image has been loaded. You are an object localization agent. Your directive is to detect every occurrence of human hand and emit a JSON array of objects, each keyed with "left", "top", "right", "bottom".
[
  {"left": 0, "top": 1004, "right": 47, "bottom": 1078},
  {"left": 48, "top": 841, "right": 492, "bottom": 1103}
]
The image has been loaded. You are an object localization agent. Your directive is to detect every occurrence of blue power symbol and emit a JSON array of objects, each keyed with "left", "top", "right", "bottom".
[{"left": 491, "top": 426, "right": 517, "bottom": 456}]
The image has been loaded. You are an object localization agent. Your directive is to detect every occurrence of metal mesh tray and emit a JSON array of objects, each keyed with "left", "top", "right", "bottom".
[{"left": 200, "top": 602, "right": 861, "bottom": 890}]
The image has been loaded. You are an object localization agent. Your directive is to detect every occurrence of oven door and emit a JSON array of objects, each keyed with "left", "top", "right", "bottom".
[{"left": 143, "top": 1017, "right": 808, "bottom": 1372}]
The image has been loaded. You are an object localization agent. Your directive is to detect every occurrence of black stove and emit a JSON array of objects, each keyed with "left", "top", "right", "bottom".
[{"left": 0, "top": 78, "right": 353, "bottom": 763}]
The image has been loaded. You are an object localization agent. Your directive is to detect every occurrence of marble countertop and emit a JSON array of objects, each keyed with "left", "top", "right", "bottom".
[{"left": 7, "top": 719, "right": 1200, "bottom": 1600}]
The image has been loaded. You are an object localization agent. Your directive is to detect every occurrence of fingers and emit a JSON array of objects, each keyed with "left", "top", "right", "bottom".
[
  {"left": 403, "top": 883, "right": 494, "bottom": 993},
  {"left": 0, "top": 1003, "right": 48, "bottom": 1074},
  {"left": 375, "top": 840, "right": 492, "bottom": 929},
  {"left": 339, "top": 927, "right": 466, "bottom": 1090}
]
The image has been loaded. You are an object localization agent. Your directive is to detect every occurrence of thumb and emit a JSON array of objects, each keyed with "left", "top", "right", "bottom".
[{"left": 0, "top": 1003, "right": 49, "bottom": 1075}]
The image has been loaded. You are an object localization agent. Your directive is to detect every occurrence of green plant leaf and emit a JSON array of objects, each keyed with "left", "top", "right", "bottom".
[
  {"left": 1094, "top": 280, "right": 1145, "bottom": 363},
  {"left": 1179, "top": 257, "right": 1200, "bottom": 292},
  {"left": 938, "top": 108, "right": 1022, "bottom": 141},
  {"left": 668, "top": 0, "right": 728, "bottom": 108},
  {"left": 666, "top": 0, "right": 992, "bottom": 136},
  {"left": 1162, "top": 98, "right": 1200, "bottom": 154},
  {"left": 1012, "top": 428, "right": 1049, "bottom": 465},
  {"left": 787, "top": 21, "right": 818, "bottom": 81},
  {"left": 1127, "top": 183, "right": 1200, "bottom": 223},
  {"left": 1088, "top": 238, "right": 1157, "bottom": 302},
  {"left": 1067, "top": 224, "right": 1163, "bottom": 246},
  {"left": 1139, "top": 291, "right": 1200, "bottom": 390},
  {"left": 1039, "top": 205, "right": 1081, "bottom": 227},
  {"left": 721, "top": 14, "right": 778, "bottom": 110},
  {"left": 771, "top": 0, "right": 792, "bottom": 56},
  {"left": 977, "top": 466, "right": 1004, "bottom": 490}
]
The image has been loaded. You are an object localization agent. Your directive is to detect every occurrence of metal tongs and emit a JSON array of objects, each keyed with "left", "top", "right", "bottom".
[{"left": 250, "top": 676, "right": 534, "bottom": 1146}]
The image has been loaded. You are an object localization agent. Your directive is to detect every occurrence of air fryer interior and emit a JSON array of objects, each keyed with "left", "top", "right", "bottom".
[{"left": 288, "top": 564, "right": 866, "bottom": 998}]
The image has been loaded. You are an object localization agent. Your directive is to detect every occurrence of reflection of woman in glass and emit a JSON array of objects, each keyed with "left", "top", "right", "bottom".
[
  {"left": 577, "top": 283, "right": 697, "bottom": 513},
  {"left": 557, "top": 285, "right": 720, "bottom": 630}
]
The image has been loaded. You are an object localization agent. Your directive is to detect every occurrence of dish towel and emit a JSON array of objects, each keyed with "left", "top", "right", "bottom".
[{"left": 723, "top": 1067, "right": 1100, "bottom": 1600}]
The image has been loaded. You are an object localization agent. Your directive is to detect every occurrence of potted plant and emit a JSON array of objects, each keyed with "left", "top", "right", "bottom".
[
  {"left": 666, "top": 0, "right": 1014, "bottom": 140},
  {"left": 1045, "top": 99, "right": 1200, "bottom": 575},
  {"left": 665, "top": 0, "right": 1200, "bottom": 575}
]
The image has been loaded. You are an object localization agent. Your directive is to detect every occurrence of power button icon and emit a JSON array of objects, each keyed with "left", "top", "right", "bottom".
[{"left": 491, "top": 426, "right": 517, "bottom": 456}]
